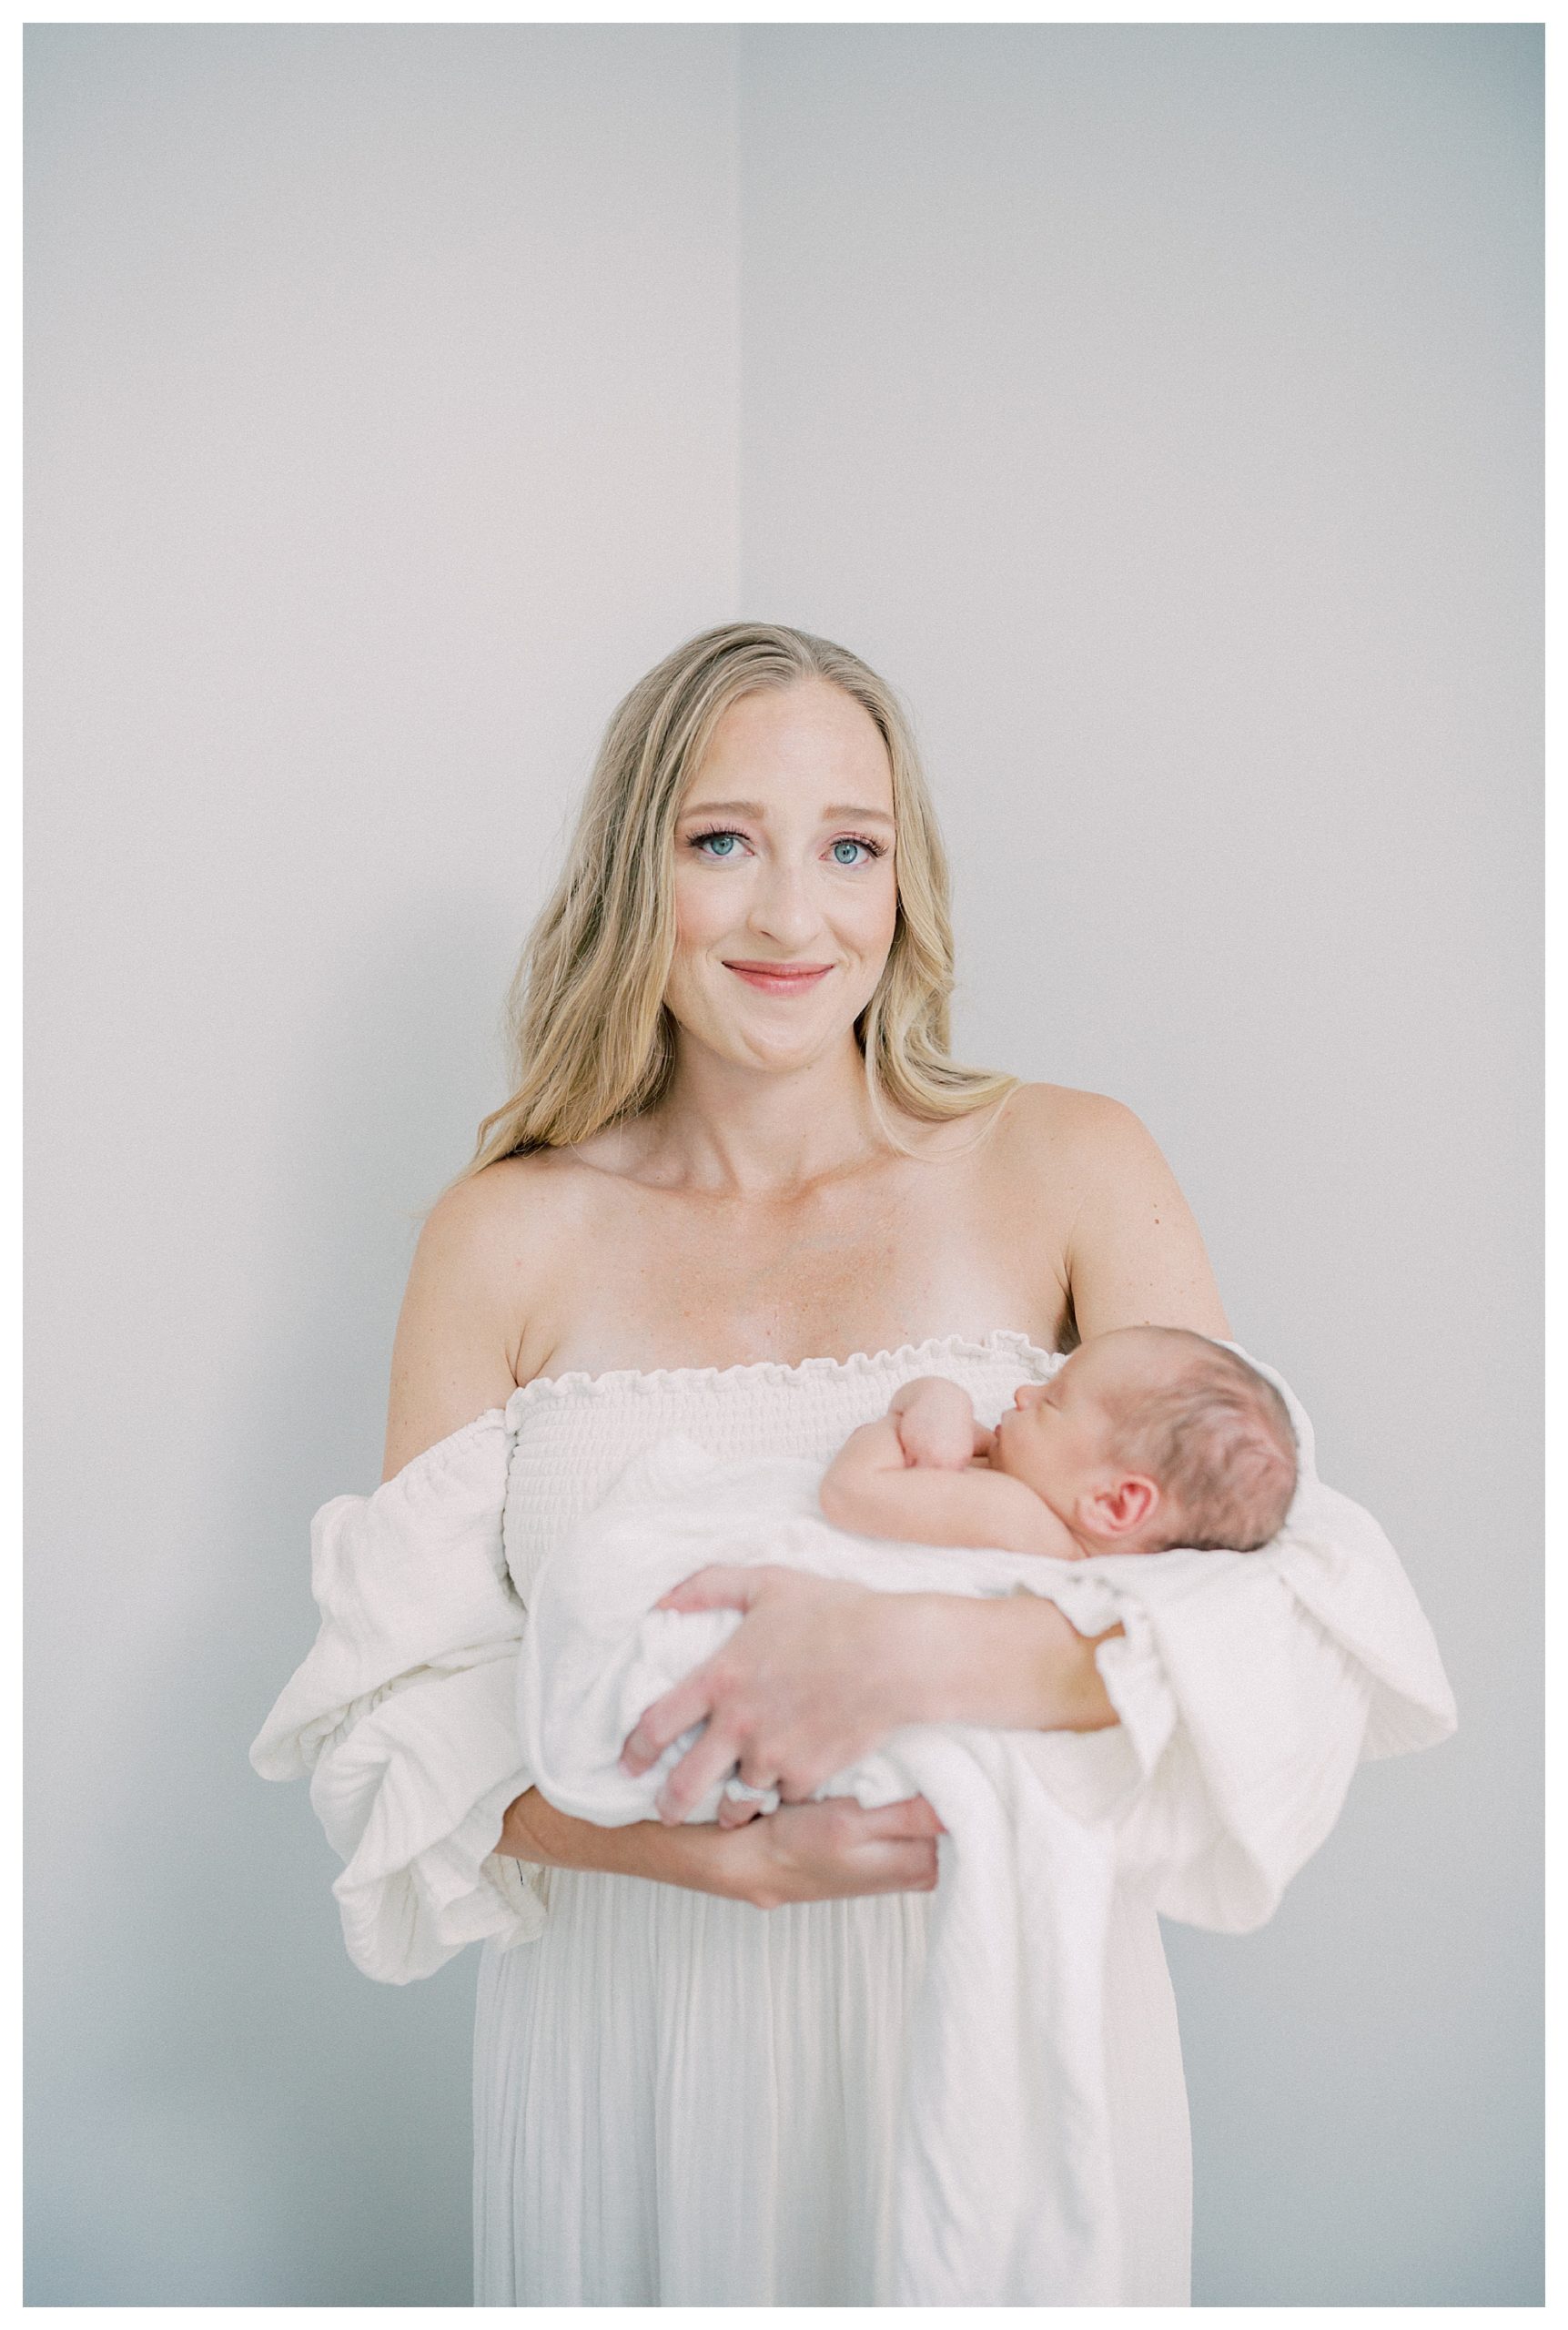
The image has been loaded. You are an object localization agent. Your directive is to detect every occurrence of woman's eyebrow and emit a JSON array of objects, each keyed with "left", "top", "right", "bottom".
[
  {"left": 678, "top": 798, "right": 895, "bottom": 827},
  {"left": 822, "top": 803, "right": 895, "bottom": 825}
]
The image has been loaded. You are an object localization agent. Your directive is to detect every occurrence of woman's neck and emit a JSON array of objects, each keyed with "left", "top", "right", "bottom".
[{"left": 632, "top": 1038, "right": 897, "bottom": 1197}]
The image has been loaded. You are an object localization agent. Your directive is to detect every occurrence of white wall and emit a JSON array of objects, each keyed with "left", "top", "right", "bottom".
[
  {"left": 25, "top": 25, "right": 738, "bottom": 2304},
  {"left": 27, "top": 23, "right": 1539, "bottom": 2305},
  {"left": 739, "top": 25, "right": 1541, "bottom": 2305}
]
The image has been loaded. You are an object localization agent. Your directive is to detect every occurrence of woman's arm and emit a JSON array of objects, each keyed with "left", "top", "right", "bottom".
[
  {"left": 1055, "top": 1092, "right": 1231, "bottom": 1343},
  {"left": 499, "top": 1784, "right": 943, "bottom": 1910},
  {"left": 499, "top": 1785, "right": 752, "bottom": 1891},
  {"left": 381, "top": 1169, "right": 531, "bottom": 1480}
]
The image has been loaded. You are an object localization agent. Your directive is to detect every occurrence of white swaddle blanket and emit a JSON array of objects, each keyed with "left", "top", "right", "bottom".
[{"left": 516, "top": 1352, "right": 1457, "bottom": 2308}]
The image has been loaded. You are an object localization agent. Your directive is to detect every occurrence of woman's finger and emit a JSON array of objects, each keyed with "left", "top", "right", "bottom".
[
  {"left": 656, "top": 1715, "right": 744, "bottom": 1824},
  {"left": 849, "top": 1839, "right": 940, "bottom": 1895},
  {"left": 891, "top": 1843, "right": 940, "bottom": 1891},
  {"left": 654, "top": 1564, "right": 765, "bottom": 1616},
  {"left": 620, "top": 1670, "right": 714, "bottom": 1775},
  {"left": 856, "top": 1795, "right": 946, "bottom": 1839}
]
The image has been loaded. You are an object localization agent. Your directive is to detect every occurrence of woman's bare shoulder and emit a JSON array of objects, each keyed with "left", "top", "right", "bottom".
[
  {"left": 991, "top": 1084, "right": 1229, "bottom": 1340},
  {"left": 983, "top": 1079, "right": 1152, "bottom": 1182},
  {"left": 404, "top": 1154, "right": 563, "bottom": 1313},
  {"left": 380, "top": 1151, "right": 594, "bottom": 1480},
  {"left": 419, "top": 1147, "right": 593, "bottom": 1249}
]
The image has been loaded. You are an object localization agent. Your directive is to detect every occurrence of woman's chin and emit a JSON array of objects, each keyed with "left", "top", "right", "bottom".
[
  {"left": 664, "top": 990, "right": 868, "bottom": 1078},
  {"left": 737, "top": 1026, "right": 846, "bottom": 1075},
  {"left": 687, "top": 1016, "right": 857, "bottom": 1079}
]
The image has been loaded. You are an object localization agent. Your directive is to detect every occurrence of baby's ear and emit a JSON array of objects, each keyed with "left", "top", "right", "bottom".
[{"left": 1090, "top": 1474, "right": 1162, "bottom": 1537}]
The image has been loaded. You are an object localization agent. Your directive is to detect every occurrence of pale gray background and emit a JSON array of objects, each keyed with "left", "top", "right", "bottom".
[{"left": 26, "top": 23, "right": 1541, "bottom": 2307}]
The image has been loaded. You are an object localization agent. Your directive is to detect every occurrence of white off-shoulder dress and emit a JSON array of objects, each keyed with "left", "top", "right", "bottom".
[{"left": 250, "top": 1329, "right": 1457, "bottom": 2308}]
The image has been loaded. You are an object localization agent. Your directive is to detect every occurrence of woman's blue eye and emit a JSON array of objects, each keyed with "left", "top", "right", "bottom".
[{"left": 689, "top": 829, "right": 880, "bottom": 865}]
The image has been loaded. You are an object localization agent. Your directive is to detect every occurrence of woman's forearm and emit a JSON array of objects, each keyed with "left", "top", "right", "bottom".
[
  {"left": 497, "top": 1785, "right": 749, "bottom": 1896},
  {"left": 898, "top": 1593, "right": 1124, "bottom": 1733},
  {"left": 494, "top": 1784, "right": 946, "bottom": 1912}
]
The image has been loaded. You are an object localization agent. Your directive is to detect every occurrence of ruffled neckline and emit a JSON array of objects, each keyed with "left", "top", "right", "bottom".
[
  {"left": 504, "top": 1327, "right": 1058, "bottom": 1413},
  {"left": 374, "top": 1330, "right": 1063, "bottom": 1497}
]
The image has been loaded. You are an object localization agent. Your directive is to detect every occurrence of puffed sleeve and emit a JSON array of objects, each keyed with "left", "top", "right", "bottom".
[
  {"left": 1017, "top": 1347, "right": 1458, "bottom": 1933},
  {"left": 249, "top": 1409, "right": 545, "bottom": 1984}
]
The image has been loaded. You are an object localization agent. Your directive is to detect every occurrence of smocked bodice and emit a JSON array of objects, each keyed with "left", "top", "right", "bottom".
[{"left": 500, "top": 1328, "right": 1065, "bottom": 1601}]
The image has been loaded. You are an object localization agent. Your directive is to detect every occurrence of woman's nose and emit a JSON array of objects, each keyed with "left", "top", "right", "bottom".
[{"left": 747, "top": 863, "right": 820, "bottom": 947}]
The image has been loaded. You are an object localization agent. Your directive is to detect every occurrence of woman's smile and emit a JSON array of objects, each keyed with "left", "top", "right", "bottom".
[{"left": 723, "top": 958, "right": 836, "bottom": 997}]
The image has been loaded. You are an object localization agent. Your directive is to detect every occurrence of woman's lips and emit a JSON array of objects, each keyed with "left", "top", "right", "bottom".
[{"left": 723, "top": 960, "right": 835, "bottom": 997}]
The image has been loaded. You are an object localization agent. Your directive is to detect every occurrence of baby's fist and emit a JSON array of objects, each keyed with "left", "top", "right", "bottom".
[{"left": 895, "top": 1377, "right": 979, "bottom": 1471}]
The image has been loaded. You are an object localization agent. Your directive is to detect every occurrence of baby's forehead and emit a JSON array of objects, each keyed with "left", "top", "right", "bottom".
[{"left": 1068, "top": 1327, "right": 1195, "bottom": 1393}]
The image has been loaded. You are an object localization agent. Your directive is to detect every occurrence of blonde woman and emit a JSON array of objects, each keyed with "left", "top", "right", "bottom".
[{"left": 261, "top": 622, "right": 1231, "bottom": 2302}]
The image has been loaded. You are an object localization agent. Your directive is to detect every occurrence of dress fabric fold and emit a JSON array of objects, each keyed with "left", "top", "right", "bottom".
[
  {"left": 250, "top": 1330, "right": 1455, "bottom": 2305},
  {"left": 248, "top": 1407, "right": 543, "bottom": 1983}
]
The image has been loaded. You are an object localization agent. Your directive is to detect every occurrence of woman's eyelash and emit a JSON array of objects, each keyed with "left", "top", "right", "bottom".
[{"left": 684, "top": 826, "right": 887, "bottom": 860}]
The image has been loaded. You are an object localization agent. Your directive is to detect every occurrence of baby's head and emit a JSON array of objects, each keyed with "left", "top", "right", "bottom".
[{"left": 992, "top": 1326, "right": 1299, "bottom": 1555}]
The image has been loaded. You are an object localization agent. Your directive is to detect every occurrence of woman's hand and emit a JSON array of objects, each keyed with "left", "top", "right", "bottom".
[
  {"left": 621, "top": 1567, "right": 930, "bottom": 1820},
  {"left": 728, "top": 1796, "right": 944, "bottom": 1910},
  {"left": 621, "top": 1568, "right": 1124, "bottom": 1822}
]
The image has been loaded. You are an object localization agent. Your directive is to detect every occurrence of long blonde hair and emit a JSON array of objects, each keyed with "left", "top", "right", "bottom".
[{"left": 460, "top": 621, "right": 1016, "bottom": 1173}]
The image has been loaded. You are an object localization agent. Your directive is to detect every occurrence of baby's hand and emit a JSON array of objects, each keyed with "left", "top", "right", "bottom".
[{"left": 890, "top": 1376, "right": 978, "bottom": 1472}]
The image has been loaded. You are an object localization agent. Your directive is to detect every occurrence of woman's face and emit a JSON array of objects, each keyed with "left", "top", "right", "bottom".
[{"left": 664, "top": 680, "right": 899, "bottom": 1078}]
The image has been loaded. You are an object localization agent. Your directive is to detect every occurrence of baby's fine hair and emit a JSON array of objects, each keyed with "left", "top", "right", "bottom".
[{"left": 1096, "top": 1329, "right": 1299, "bottom": 1554}]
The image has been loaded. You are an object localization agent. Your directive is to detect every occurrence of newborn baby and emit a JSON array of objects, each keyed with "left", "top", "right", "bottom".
[{"left": 820, "top": 1324, "right": 1299, "bottom": 1565}]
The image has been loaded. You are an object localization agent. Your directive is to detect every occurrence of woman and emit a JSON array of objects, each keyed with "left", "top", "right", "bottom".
[
  {"left": 254, "top": 620, "right": 1451, "bottom": 2305},
  {"left": 395, "top": 620, "right": 1210, "bottom": 2303}
]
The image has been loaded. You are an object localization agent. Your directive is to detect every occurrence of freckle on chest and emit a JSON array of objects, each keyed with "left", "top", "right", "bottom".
[{"left": 612, "top": 1185, "right": 967, "bottom": 1362}]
